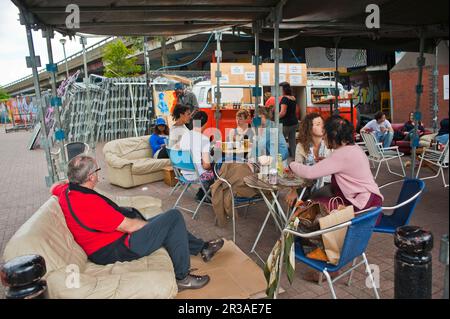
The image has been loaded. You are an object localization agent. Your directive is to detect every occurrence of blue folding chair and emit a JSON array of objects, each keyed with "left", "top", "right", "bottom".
[
  {"left": 213, "top": 163, "right": 262, "bottom": 243},
  {"left": 167, "top": 148, "right": 212, "bottom": 219},
  {"left": 375, "top": 179, "right": 425, "bottom": 234},
  {"left": 274, "top": 207, "right": 383, "bottom": 299}
]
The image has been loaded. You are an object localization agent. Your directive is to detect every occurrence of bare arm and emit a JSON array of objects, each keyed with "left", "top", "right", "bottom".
[
  {"left": 201, "top": 151, "right": 211, "bottom": 170},
  {"left": 117, "top": 217, "right": 147, "bottom": 234},
  {"left": 279, "top": 104, "right": 288, "bottom": 118}
]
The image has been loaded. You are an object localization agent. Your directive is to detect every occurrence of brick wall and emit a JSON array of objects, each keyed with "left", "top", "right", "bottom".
[{"left": 390, "top": 65, "right": 449, "bottom": 128}]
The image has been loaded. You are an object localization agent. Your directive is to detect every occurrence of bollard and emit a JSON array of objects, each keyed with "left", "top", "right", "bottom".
[
  {"left": 394, "top": 226, "right": 433, "bottom": 299},
  {"left": 439, "top": 234, "right": 449, "bottom": 299},
  {"left": 0, "top": 255, "right": 48, "bottom": 299}
]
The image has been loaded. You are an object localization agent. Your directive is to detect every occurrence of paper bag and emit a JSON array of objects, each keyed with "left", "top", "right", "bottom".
[{"left": 319, "top": 205, "right": 355, "bottom": 265}]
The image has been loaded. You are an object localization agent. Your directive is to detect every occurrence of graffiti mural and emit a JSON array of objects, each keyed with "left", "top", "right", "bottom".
[
  {"left": 0, "top": 96, "right": 39, "bottom": 125},
  {"left": 341, "top": 71, "right": 389, "bottom": 114}
]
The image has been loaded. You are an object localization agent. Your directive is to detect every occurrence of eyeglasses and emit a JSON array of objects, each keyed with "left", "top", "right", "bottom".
[{"left": 89, "top": 167, "right": 101, "bottom": 176}]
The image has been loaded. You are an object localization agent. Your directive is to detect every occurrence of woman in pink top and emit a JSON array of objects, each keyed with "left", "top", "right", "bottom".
[{"left": 289, "top": 116, "right": 383, "bottom": 212}]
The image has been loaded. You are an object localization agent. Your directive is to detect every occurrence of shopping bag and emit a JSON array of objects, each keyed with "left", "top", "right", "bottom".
[{"left": 318, "top": 197, "right": 355, "bottom": 265}]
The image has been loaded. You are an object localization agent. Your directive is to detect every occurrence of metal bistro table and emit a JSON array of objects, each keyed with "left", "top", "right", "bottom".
[{"left": 244, "top": 174, "right": 311, "bottom": 263}]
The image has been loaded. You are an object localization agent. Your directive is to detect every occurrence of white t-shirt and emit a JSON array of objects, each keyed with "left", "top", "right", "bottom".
[
  {"left": 364, "top": 119, "right": 392, "bottom": 133},
  {"left": 169, "top": 124, "right": 190, "bottom": 148},
  {"left": 179, "top": 130, "right": 211, "bottom": 180}
]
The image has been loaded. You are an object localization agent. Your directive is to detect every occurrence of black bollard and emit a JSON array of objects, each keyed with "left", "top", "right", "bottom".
[
  {"left": 0, "top": 255, "right": 48, "bottom": 299},
  {"left": 394, "top": 226, "right": 433, "bottom": 299}
]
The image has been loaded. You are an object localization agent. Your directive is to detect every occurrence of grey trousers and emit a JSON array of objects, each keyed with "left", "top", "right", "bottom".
[
  {"left": 283, "top": 123, "right": 298, "bottom": 157},
  {"left": 129, "top": 209, "right": 205, "bottom": 280}
]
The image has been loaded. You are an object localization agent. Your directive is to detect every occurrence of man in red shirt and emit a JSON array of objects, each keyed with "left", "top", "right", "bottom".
[{"left": 51, "top": 155, "right": 224, "bottom": 291}]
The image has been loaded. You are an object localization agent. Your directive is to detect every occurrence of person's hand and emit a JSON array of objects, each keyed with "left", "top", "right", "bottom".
[
  {"left": 380, "top": 126, "right": 386, "bottom": 133},
  {"left": 285, "top": 189, "right": 298, "bottom": 208},
  {"left": 315, "top": 156, "right": 325, "bottom": 162}
]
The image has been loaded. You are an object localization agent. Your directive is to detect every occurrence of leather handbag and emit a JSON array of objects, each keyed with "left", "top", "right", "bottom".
[{"left": 294, "top": 200, "right": 329, "bottom": 233}]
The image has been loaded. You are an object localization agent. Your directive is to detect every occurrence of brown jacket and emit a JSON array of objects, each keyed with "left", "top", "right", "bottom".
[{"left": 211, "top": 163, "right": 258, "bottom": 226}]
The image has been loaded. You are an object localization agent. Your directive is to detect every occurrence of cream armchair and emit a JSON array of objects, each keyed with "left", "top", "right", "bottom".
[
  {"left": 2, "top": 195, "right": 178, "bottom": 299},
  {"left": 103, "top": 136, "right": 170, "bottom": 188}
]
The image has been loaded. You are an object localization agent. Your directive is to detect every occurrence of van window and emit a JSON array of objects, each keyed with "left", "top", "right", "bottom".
[
  {"left": 198, "top": 87, "right": 206, "bottom": 103},
  {"left": 207, "top": 89, "right": 212, "bottom": 104}
]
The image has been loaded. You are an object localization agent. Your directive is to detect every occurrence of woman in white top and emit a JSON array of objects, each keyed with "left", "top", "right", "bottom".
[
  {"left": 285, "top": 113, "right": 331, "bottom": 207},
  {"left": 169, "top": 104, "right": 192, "bottom": 148}
]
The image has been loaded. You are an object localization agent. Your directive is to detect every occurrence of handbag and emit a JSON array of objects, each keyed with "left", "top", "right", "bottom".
[{"left": 294, "top": 200, "right": 329, "bottom": 233}]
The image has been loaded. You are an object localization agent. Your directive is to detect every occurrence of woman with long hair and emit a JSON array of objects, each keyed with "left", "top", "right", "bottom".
[
  {"left": 149, "top": 117, "right": 170, "bottom": 159},
  {"left": 285, "top": 113, "right": 331, "bottom": 207}
]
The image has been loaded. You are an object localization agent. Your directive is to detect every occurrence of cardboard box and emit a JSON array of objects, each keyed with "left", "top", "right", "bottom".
[
  {"left": 176, "top": 240, "right": 268, "bottom": 299},
  {"left": 163, "top": 166, "right": 177, "bottom": 187}
]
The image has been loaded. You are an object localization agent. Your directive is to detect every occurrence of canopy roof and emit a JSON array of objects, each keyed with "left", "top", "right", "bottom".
[{"left": 12, "top": 0, "right": 449, "bottom": 52}]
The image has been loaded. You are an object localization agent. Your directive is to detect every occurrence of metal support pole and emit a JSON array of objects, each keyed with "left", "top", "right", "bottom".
[
  {"left": 44, "top": 29, "right": 67, "bottom": 177},
  {"left": 214, "top": 31, "right": 222, "bottom": 129},
  {"left": 432, "top": 42, "right": 440, "bottom": 133},
  {"left": 143, "top": 36, "right": 155, "bottom": 120},
  {"left": 410, "top": 31, "right": 426, "bottom": 178},
  {"left": 334, "top": 38, "right": 341, "bottom": 112},
  {"left": 272, "top": 3, "right": 283, "bottom": 168},
  {"left": 81, "top": 36, "right": 94, "bottom": 152},
  {"left": 253, "top": 21, "right": 262, "bottom": 146},
  {"left": 23, "top": 20, "right": 56, "bottom": 186}
]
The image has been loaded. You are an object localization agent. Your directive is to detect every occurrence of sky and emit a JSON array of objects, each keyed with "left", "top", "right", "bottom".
[{"left": 0, "top": 1, "right": 106, "bottom": 87}]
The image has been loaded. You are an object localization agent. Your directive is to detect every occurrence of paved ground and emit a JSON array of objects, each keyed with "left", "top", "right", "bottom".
[{"left": 0, "top": 127, "right": 448, "bottom": 299}]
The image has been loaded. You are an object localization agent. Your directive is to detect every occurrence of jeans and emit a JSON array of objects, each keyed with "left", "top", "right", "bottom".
[
  {"left": 436, "top": 134, "right": 449, "bottom": 146},
  {"left": 129, "top": 209, "right": 205, "bottom": 280},
  {"left": 375, "top": 131, "right": 394, "bottom": 148}
]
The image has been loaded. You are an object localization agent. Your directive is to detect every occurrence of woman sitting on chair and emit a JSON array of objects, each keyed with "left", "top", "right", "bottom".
[
  {"left": 149, "top": 117, "right": 170, "bottom": 159},
  {"left": 227, "top": 109, "right": 255, "bottom": 142},
  {"left": 285, "top": 113, "right": 331, "bottom": 208},
  {"left": 289, "top": 115, "right": 383, "bottom": 213}
]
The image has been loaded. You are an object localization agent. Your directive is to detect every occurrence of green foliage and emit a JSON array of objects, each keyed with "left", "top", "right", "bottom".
[
  {"left": 102, "top": 39, "right": 142, "bottom": 78},
  {"left": 0, "top": 87, "right": 11, "bottom": 102}
]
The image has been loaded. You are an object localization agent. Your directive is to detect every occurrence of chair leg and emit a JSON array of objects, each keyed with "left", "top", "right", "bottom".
[
  {"left": 441, "top": 167, "right": 449, "bottom": 188},
  {"left": 232, "top": 201, "right": 236, "bottom": 243},
  {"left": 173, "top": 184, "right": 189, "bottom": 209},
  {"left": 374, "top": 161, "right": 382, "bottom": 179},
  {"left": 415, "top": 156, "right": 425, "bottom": 179},
  {"left": 251, "top": 211, "right": 271, "bottom": 253},
  {"left": 192, "top": 189, "right": 211, "bottom": 220},
  {"left": 362, "top": 253, "right": 380, "bottom": 299},
  {"left": 347, "top": 258, "right": 358, "bottom": 286},
  {"left": 323, "top": 270, "right": 337, "bottom": 299},
  {"left": 169, "top": 182, "right": 181, "bottom": 196}
]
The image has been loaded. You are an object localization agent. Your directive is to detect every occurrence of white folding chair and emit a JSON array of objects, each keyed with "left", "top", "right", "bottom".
[
  {"left": 361, "top": 131, "right": 406, "bottom": 179},
  {"left": 416, "top": 141, "right": 449, "bottom": 188}
]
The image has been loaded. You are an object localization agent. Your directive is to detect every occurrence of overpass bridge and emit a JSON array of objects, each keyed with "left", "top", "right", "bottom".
[{"left": 2, "top": 33, "right": 255, "bottom": 96}]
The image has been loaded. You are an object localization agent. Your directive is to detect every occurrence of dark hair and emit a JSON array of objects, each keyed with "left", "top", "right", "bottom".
[
  {"left": 192, "top": 110, "right": 208, "bottom": 127},
  {"left": 280, "top": 82, "right": 292, "bottom": 96},
  {"left": 172, "top": 104, "right": 190, "bottom": 121},
  {"left": 298, "top": 113, "right": 323, "bottom": 154},
  {"left": 374, "top": 111, "right": 385, "bottom": 121},
  {"left": 154, "top": 124, "right": 169, "bottom": 135},
  {"left": 324, "top": 115, "right": 355, "bottom": 148}
]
